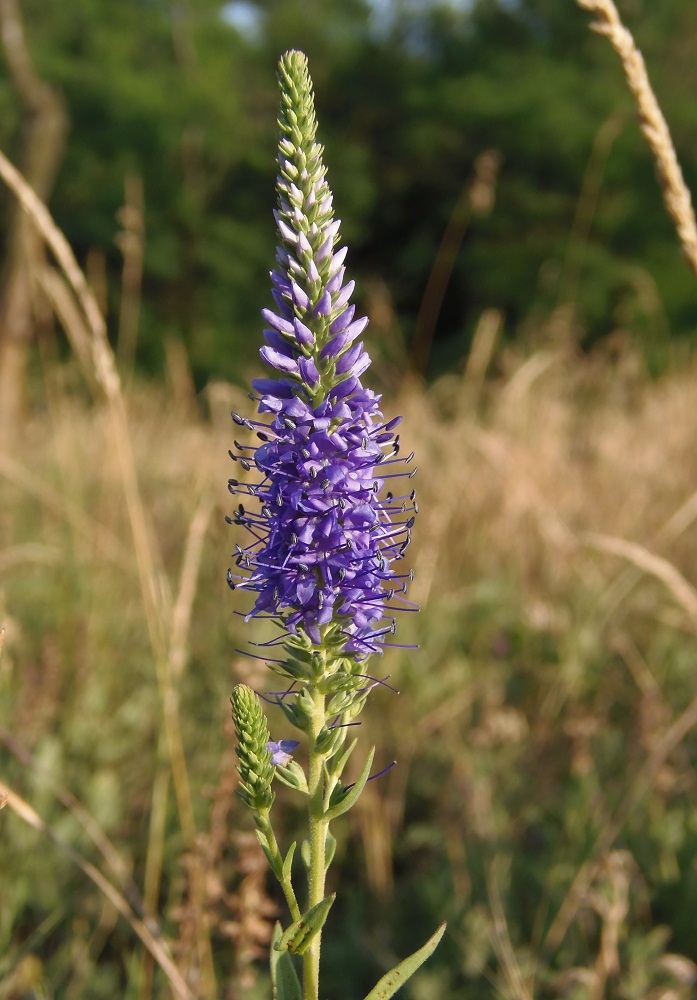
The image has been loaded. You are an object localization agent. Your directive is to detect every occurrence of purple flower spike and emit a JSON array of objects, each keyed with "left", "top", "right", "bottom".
[{"left": 227, "top": 51, "right": 418, "bottom": 660}]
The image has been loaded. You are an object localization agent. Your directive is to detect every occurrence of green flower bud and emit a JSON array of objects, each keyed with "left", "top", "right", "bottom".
[{"left": 231, "top": 684, "right": 275, "bottom": 812}]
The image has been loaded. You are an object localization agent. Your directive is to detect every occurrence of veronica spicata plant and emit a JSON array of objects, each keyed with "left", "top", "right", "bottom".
[{"left": 228, "top": 50, "right": 444, "bottom": 1000}]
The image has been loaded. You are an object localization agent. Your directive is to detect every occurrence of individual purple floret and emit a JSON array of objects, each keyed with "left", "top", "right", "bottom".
[
  {"left": 267, "top": 740, "right": 301, "bottom": 766},
  {"left": 226, "top": 51, "right": 417, "bottom": 659}
]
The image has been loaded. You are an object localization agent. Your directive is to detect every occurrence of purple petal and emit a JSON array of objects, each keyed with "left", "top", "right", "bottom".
[
  {"left": 299, "top": 357, "right": 320, "bottom": 386},
  {"left": 260, "top": 346, "right": 299, "bottom": 374},
  {"left": 333, "top": 280, "right": 355, "bottom": 310},
  {"left": 334, "top": 342, "right": 363, "bottom": 374},
  {"left": 267, "top": 740, "right": 300, "bottom": 766},
  {"left": 329, "top": 305, "right": 355, "bottom": 336},
  {"left": 292, "top": 282, "right": 311, "bottom": 311},
  {"left": 262, "top": 308, "right": 295, "bottom": 336},
  {"left": 276, "top": 218, "right": 297, "bottom": 244},
  {"left": 294, "top": 319, "right": 315, "bottom": 346},
  {"left": 320, "top": 316, "right": 369, "bottom": 360},
  {"left": 314, "top": 290, "right": 332, "bottom": 316}
]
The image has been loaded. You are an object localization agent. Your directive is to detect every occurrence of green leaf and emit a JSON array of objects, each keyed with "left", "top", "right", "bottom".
[
  {"left": 363, "top": 923, "right": 447, "bottom": 1000},
  {"left": 300, "top": 829, "right": 336, "bottom": 872},
  {"left": 255, "top": 829, "right": 281, "bottom": 879},
  {"left": 274, "top": 894, "right": 336, "bottom": 955},
  {"left": 282, "top": 841, "right": 296, "bottom": 884},
  {"left": 325, "top": 747, "right": 375, "bottom": 820},
  {"left": 325, "top": 830, "right": 337, "bottom": 871},
  {"left": 275, "top": 761, "right": 309, "bottom": 794},
  {"left": 270, "top": 922, "right": 302, "bottom": 1000},
  {"left": 326, "top": 737, "right": 358, "bottom": 780}
]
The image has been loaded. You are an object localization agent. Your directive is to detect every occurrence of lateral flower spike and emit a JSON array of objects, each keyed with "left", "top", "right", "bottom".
[
  {"left": 231, "top": 684, "right": 275, "bottom": 812},
  {"left": 226, "top": 48, "right": 418, "bottom": 663}
]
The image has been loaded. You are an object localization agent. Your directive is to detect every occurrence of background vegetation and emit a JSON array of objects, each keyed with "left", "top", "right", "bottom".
[{"left": 3, "top": 0, "right": 697, "bottom": 998}]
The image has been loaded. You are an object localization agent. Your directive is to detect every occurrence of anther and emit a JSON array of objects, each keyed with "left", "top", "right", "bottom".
[
  {"left": 232, "top": 412, "right": 245, "bottom": 425},
  {"left": 241, "top": 460, "right": 251, "bottom": 471},
  {"left": 405, "top": 451, "right": 415, "bottom": 463}
]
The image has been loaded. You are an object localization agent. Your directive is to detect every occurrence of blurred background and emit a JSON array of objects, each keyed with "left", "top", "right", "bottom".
[{"left": 3, "top": 0, "right": 697, "bottom": 997}]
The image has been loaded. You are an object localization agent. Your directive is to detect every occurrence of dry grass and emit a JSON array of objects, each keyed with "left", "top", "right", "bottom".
[
  {"left": 576, "top": 0, "right": 697, "bottom": 276},
  {"left": 8, "top": 338, "right": 697, "bottom": 996}
]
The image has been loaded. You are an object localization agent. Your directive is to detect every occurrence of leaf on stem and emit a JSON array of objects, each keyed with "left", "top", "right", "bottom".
[
  {"left": 270, "top": 922, "right": 302, "bottom": 1000},
  {"left": 274, "top": 893, "right": 336, "bottom": 955},
  {"left": 274, "top": 761, "right": 309, "bottom": 794},
  {"left": 325, "top": 830, "right": 337, "bottom": 871},
  {"left": 325, "top": 747, "right": 375, "bottom": 820},
  {"left": 255, "top": 829, "right": 282, "bottom": 881},
  {"left": 282, "top": 841, "right": 297, "bottom": 884},
  {"left": 362, "top": 922, "right": 447, "bottom": 1000}
]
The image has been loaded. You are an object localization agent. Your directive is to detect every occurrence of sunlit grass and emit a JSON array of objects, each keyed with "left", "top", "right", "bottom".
[{"left": 3, "top": 341, "right": 697, "bottom": 997}]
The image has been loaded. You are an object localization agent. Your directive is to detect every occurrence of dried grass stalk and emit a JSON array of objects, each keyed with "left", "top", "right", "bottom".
[{"left": 577, "top": 0, "right": 697, "bottom": 276}]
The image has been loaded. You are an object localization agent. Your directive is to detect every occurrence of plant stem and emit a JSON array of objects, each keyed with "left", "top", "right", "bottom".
[
  {"left": 258, "top": 811, "right": 301, "bottom": 923},
  {"left": 303, "top": 684, "right": 328, "bottom": 1000}
]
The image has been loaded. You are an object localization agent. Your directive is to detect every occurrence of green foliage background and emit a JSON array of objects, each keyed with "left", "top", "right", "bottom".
[{"left": 2, "top": 0, "right": 697, "bottom": 381}]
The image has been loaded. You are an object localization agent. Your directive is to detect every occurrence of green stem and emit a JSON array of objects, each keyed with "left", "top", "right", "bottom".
[
  {"left": 303, "top": 683, "right": 328, "bottom": 1000},
  {"left": 258, "top": 811, "right": 301, "bottom": 923}
]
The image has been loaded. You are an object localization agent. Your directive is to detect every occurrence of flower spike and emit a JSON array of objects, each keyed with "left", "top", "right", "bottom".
[{"left": 227, "top": 49, "right": 417, "bottom": 661}]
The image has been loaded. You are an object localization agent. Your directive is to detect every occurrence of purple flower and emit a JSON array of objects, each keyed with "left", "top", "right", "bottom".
[
  {"left": 267, "top": 740, "right": 301, "bottom": 766},
  {"left": 227, "top": 51, "right": 417, "bottom": 659}
]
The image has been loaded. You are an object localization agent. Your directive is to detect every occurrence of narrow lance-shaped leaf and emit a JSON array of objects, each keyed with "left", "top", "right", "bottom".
[
  {"left": 274, "top": 894, "right": 336, "bottom": 955},
  {"left": 363, "top": 923, "right": 447, "bottom": 1000},
  {"left": 325, "top": 747, "right": 375, "bottom": 820}
]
